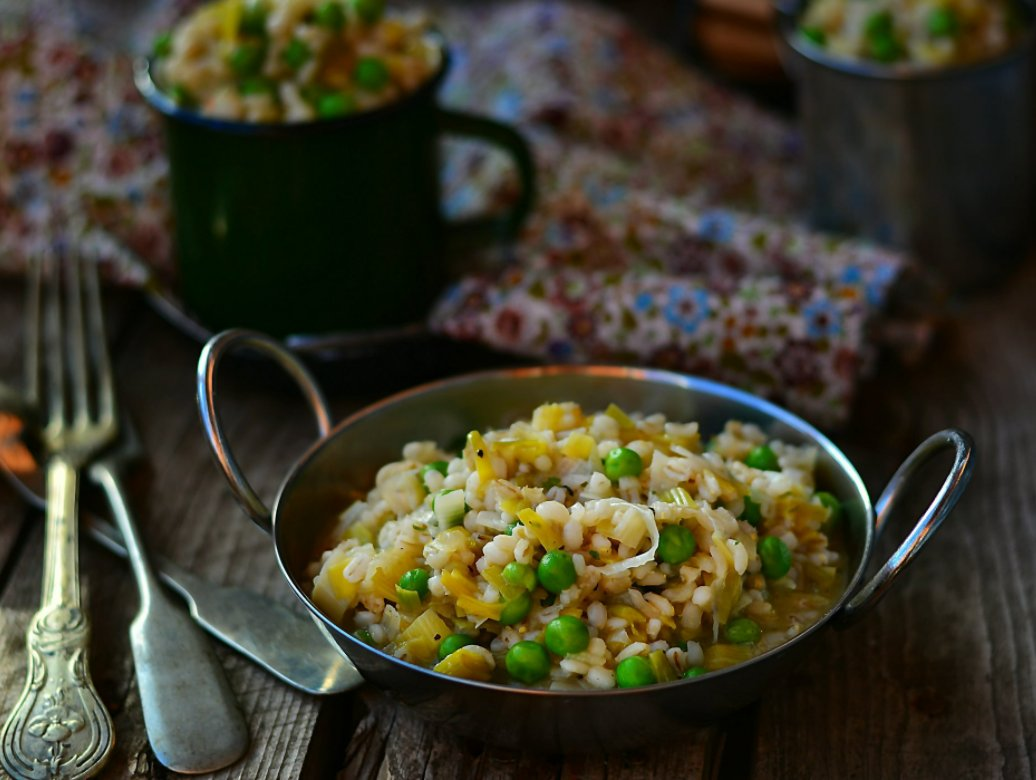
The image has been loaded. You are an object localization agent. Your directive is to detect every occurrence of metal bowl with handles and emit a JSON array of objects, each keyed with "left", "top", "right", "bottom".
[{"left": 197, "top": 330, "right": 974, "bottom": 753}]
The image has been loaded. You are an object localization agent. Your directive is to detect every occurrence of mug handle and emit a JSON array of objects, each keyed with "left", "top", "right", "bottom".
[
  {"left": 437, "top": 107, "right": 537, "bottom": 248},
  {"left": 196, "top": 329, "right": 333, "bottom": 535},
  {"left": 835, "top": 428, "right": 975, "bottom": 628}
]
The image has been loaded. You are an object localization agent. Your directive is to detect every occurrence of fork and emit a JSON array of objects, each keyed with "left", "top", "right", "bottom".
[{"left": 0, "top": 250, "right": 115, "bottom": 780}]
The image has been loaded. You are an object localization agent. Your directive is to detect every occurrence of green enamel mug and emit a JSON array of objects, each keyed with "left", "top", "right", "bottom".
[{"left": 134, "top": 42, "right": 534, "bottom": 338}]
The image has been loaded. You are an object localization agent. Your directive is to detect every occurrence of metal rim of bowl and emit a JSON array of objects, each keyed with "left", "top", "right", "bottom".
[
  {"left": 775, "top": 0, "right": 1036, "bottom": 82},
  {"left": 271, "top": 364, "right": 876, "bottom": 698}
]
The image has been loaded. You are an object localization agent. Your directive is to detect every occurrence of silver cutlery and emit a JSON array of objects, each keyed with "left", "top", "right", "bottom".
[
  {"left": 0, "top": 406, "right": 363, "bottom": 698},
  {"left": 2, "top": 250, "right": 251, "bottom": 776},
  {"left": 0, "top": 374, "right": 364, "bottom": 696},
  {"left": 1, "top": 251, "right": 115, "bottom": 780},
  {"left": 88, "top": 447, "right": 250, "bottom": 774}
]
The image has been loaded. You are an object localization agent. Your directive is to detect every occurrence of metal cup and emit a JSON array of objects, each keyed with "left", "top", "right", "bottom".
[
  {"left": 776, "top": 2, "right": 1035, "bottom": 290},
  {"left": 134, "top": 39, "right": 535, "bottom": 338}
]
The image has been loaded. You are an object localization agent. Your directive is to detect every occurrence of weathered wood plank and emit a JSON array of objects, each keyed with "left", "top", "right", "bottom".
[
  {"left": 100, "top": 309, "right": 342, "bottom": 779},
  {"left": 3, "top": 256, "right": 1035, "bottom": 777},
  {"left": 341, "top": 689, "right": 714, "bottom": 780},
  {"left": 0, "top": 285, "right": 348, "bottom": 779},
  {"left": 753, "top": 261, "right": 1036, "bottom": 779}
]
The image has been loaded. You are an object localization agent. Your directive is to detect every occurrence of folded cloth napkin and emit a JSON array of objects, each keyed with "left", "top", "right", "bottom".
[
  {"left": 428, "top": 2, "right": 903, "bottom": 426},
  {"left": 0, "top": 0, "right": 904, "bottom": 427}
]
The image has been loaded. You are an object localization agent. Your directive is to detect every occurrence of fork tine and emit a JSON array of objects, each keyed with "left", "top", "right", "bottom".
[
  {"left": 42, "top": 248, "right": 65, "bottom": 432},
  {"left": 82, "top": 253, "right": 116, "bottom": 425},
  {"left": 66, "top": 249, "right": 91, "bottom": 426},
  {"left": 23, "top": 253, "right": 42, "bottom": 408}
]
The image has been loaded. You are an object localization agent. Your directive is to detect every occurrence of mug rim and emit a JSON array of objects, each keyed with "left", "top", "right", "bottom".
[
  {"left": 776, "top": 0, "right": 1035, "bottom": 83},
  {"left": 133, "top": 30, "right": 451, "bottom": 136}
]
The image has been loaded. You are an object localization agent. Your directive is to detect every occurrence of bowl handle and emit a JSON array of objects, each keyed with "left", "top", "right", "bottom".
[
  {"left": 836, "top": 428, "right": 975, "bottom": 628},
  {"left": 196, "top": 329, "right": 333, "bottom": 535}
]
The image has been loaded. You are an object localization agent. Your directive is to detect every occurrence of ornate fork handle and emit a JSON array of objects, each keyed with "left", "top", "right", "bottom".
[{"left": 1, "top": 458, "right": 113, "bottom": 780}]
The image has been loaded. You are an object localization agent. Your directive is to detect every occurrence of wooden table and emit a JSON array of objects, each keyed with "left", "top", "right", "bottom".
[{"left": 0, "top": 254, "right": 1033, "bottom": 779}]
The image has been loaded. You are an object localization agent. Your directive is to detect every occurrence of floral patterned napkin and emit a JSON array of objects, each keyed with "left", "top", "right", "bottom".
[
  {"left": 0, "top": 0, "right": 905, "bottom": 427},
  {"left": 428, "top": 2, "right": 904, "bottom": 426}
]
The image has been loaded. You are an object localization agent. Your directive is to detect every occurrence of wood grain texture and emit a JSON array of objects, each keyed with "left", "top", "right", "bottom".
[
  {"left": 3, "top": 246, "right": 1036, "bottom": 780},
  {"left": 0, "top": 287, "right": 337, "bottom": 780},
  {"left": 753, "top": 261, "right": 1036, "bottom": 780},
  {"left": 341, "top": 689, "right": 714, "bottom": 780}
]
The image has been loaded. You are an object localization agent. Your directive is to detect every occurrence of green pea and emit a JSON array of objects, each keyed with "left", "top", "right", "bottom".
[
  {"left": 759, "top": 536, "right": 792, "bottom": 580},
  {"left": 354, "top": 56, "right": 390, "bottom": 91},
  {"left": 314, "top": 0, "right": 346, "bottom": 30},
  {"left": 505, "top": 521, "right": 519, "bottom": 535},
  {"left": 864, "top": 11, "right": 899, "bottom": 62},
  {"left": 745, "top": 445, "right": 779, "bottom": 472},
  {"left": 281, "top": 38, "right": 311, "bottom": 70},
  {"left": 739, "top": 496, "right": 762, "bottom": 527},
  {"left": 168, "top": 84, "right": 195, "bottom": 107},
  {"left": 239, "top": 2, "right": 268, "bottom": 36},
  {"left": 437, "top": 633, "right": 475, "bottom": 661},
  {"left": 228, "top": 41, "right": 265, "bottom": 77},
  {"left": 501, "top": 561, "right": 537, "bottom": 591},
  {"left": 869, "top": 33, "right": 900, "bottom": 62},
  {"left": 505, "top": 640, "right": 551, "bottom": 684},
  {"left": 543, "top": 615, "right": 590, "bottom": 656},
  {"left": 725, "top": 617, "right": 762, "bottom": 645},
  {"left": 615, "top": 656, "right": 656, "bottom": 688},
  {"left": 354, "top": 628, "right": 374, "bottom": 645},
  {"left": 800, "top": 26, "right": 826, "bottom": 47},
  {"left": 316, "top": 92, "right": 355, "bottom": 117},
  {"left": 419, "top": 460, "right": 449, "bottom": 490},
  {"left": 499, "top": 591, "right": 532, "bottom": 626},
  {"left": 864, "top": 10, "right": 894, "bottom": 39},
  {"left": 656, "top": 525, "right": 697, "bottom": 566},
  {"left": 683, "top": 665, "right": 708, "bottom": 679},
  {"left": 815, "top": 491, "right": 842, "bottom": 532},
  {"left": 152, "top": 32, "right": 173, "bottom": 59},
  {"left": 604, "top": 447, "right": 643, "bottom": 481},
  {"left": 397, "top": 568, "right": 430, "bottom": 600},
  {"left": 537, "top": 550, "right": 577, "bottom": 594},
  {"left": 542, "top": 476, "right": 562, "bottom": 490},
  {"left": 237, "top": 76, "right": 276, "bottom": 97},
  {"left": 928, "top": 7, "right": 958, "bottom": 38},
  {"left": 351, "top": 0, "right": 384, "bottom": 25}
]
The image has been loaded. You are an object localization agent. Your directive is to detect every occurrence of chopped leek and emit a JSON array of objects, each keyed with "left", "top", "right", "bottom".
[
  {"left": 659, "top": 486, "right": 693, "bottom": 506},
  {"left": 394, "top": 585, "right": 423, "bottom": 611},
  {"left": 466, "top": 430, "right": 497, "bottom": 483},
  {"left": 594, "top": 499, "right": 660, "bottom": 576},
  {"left": 649, "top": 649, "right": 678, "bottom": 683},
  {"left": 605, "top": 403, "right": 636, "bottom": 429},
  {"left": 517, "top": 507, "right": 564, "bottom": 551},
  {"left": 433, "top": 645, "right": 495, "bottom": 681},
  {"left": 433, "top": 489, "right": 467, "bottom": 528}
]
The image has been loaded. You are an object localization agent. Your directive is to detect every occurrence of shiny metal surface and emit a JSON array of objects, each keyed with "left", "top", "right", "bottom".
[
  {"left": 0, "top": 407, "right": 361, "bottom": 698},
  {"left": 197, "top": 330, "right": 333, "bottom": 535},
  {"left": 839, "top": 427, "right": 974, "bottom": 626},
  {"left": 199, "top": 335, "right": 976, "bottom": 752},
  {"left": 777, "top": 1, "right": 1035, "bottom": 289},
  {"left": 2, "top": 254, "right": 114, "bottom": 780},
  {"left": 89, "top": 450, "right": 249, "bottom": 774}
]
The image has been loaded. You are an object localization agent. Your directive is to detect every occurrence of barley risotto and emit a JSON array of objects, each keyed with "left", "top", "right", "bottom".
[
  {"left": 799, "top": 0, "right": 1026, "bottom": 66},
  {"left": 152, "top": 0, "right": 440, "bottom": 122},
  {"left": 307, "top": 402, "right": 847, "bottom": 689}
]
